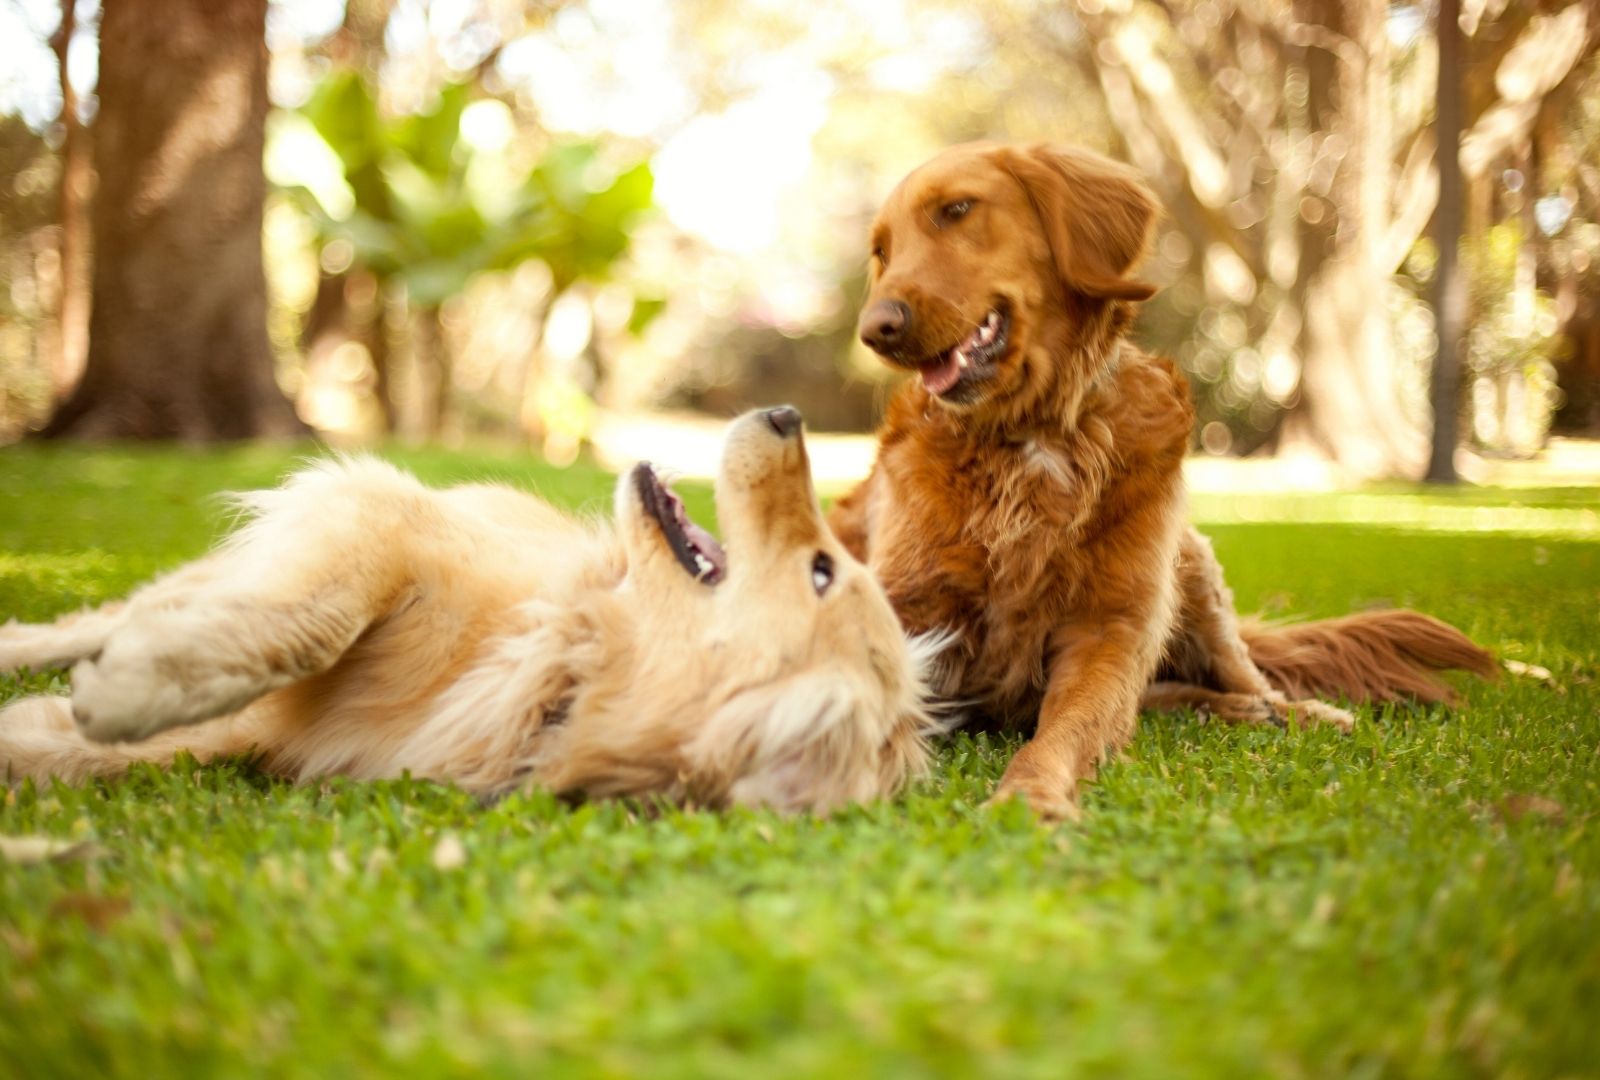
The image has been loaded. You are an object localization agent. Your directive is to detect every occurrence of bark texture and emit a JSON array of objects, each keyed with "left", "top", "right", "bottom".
[
  {"left": 1276, "top": 0, "right": 1428, "bottom": 478},
  {"left": 1427, "top": 0, "right": 1464, "bottom": 481},
  {"left": 43, "top": 0, "right": 302, "bottom": 440},
  {"left": 50, "top": 0, "right": 90, "bottom": 399}
]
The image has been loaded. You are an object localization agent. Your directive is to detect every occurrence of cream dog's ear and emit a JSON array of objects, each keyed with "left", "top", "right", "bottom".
[
  {"left": 997, "top": 143, "right": 1159, "bottom": 302},
  {"left": 691, "top": 670, "right": 929, "bottom": 813}
]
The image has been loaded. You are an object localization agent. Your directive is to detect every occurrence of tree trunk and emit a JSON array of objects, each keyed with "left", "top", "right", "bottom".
[
  {"left": 1277, "top": 0, "right": 1429, "bottom": 478},
  {"left": 50, "top": 0, "right": 90, "bottom": 401},
  {"left": 41, "top": 0, "right": 302, "bottom": 440},
  {"left": 407, "top": 306, "right": 450, "bottom": 440},
  {"left": 1427, "top": 0, "right": 1465, "bottom": 481},
  {"left": 367, "top": 284, "right": 399, "bottom": 434}
]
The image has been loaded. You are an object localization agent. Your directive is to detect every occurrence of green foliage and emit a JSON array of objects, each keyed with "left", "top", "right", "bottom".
[
  {"left": 496, "top": 145, "right": 655, "bottom": 291},
  {"left": 1452, "top": 222, "right": 1565, "bottom": 452},
  {"left": 0, "top": 117, "right": 60, "bottom": 436},
  {"left": 2, "top": 446, "right": 1597, "bottom": 1076},
  {"left": 286, "top": 71, "right": 655, "bottom": 307},
  {"left": 1465, "top": 223, "right": 1567, "bottom": 383}
]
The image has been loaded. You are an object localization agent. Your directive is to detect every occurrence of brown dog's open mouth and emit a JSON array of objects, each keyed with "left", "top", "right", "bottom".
[
  {"left": 917, "top": 306, "right": 1011, "bottom": 397},
  {"left": 634, "top": 464, "right": 727, "bottom": 584}
]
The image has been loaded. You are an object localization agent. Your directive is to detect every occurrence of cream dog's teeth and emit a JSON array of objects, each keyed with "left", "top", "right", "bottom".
[{"left": 694, "top": 553, "right": 713, "bottom": 577}]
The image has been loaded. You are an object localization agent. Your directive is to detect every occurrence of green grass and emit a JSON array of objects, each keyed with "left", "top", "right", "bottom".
[{"left": 2, "top": 442, "right": 1597, "bottom": 1079}]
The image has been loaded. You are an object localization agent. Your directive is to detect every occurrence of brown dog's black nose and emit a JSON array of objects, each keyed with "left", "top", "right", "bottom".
[
  {"left": 763, "top": 405, "right": 802, "bottom": 438},
  {"left": 859, "top": 299, "right": 911, "bottom": 354}
]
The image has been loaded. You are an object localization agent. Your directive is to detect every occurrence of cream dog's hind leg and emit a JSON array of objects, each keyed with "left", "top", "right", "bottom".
[
  {"left": 1, "top": 462, "right": 410, "bottom": 744},
  {"left": 0, "top": 694, "right": 271, "bottom": 785}
]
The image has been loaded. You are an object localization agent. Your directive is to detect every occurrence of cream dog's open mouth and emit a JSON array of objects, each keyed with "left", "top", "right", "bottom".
[
  {"left": 634, "top": 463, "right": 727, "bottom": 584},
  {"left": 916, "top": 306, "right": 1011, "bottom": 397}
]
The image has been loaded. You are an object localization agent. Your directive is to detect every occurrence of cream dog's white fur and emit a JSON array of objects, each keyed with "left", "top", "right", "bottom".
[{"left": 0, "top": 409, "right": 936, "bottom": 812}]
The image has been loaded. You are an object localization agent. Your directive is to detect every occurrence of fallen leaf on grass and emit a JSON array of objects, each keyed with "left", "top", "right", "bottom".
[
  {"left": 1310, "top": 893, "right": 1337, "bottom": 923},
  {"left": 0, "top": 835, "right": 105, "bottom": 865},
  {"left": 1496, "top": 795, "right": 1566, "bottom": 824},
  {"left": 1503, "top": 659, "right": 1556, "bottom": 684},
  {"left": 431, "top": 834, "right": 467, "bottom": 871},
  {"left": 48, "top": 893, "right": 131, "bottom": 932},
  {"left": 0, "top": 925, "right": 38, "bottom": 963}
]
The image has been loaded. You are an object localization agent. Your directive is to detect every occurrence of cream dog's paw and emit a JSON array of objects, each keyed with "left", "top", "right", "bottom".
[
  {"left": 68, "top": 648, "right": 182, "bottom": 743},
  {"left": 68, "top": 615, "right": 257, "bottom": 743}
]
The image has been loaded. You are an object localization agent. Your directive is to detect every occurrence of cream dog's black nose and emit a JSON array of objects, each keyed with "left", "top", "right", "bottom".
[{"left": 764, "top": 406, "right": 802, "bottom": 438}]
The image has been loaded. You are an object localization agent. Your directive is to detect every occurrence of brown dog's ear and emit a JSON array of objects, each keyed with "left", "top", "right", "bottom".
[{"left": 998, "top": 143, "right": 1159, "bottom": 302}]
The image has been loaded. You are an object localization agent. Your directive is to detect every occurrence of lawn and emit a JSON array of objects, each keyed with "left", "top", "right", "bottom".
[{"left": 1, "top": 442, "right": 1596, "bottom": 1079}]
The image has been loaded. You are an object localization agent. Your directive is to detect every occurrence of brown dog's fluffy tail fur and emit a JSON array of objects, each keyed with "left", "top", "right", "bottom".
[{"left": 1242, "top": 610, "right": 1497, "bottom": 705}]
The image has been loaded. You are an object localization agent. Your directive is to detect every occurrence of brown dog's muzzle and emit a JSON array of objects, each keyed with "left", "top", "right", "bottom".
[{"left": 859, "top": 299, "right": 912, "bottom": 357}]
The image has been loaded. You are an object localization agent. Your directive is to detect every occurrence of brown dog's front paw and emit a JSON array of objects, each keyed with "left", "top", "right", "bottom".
[
  {"left": 984, "top": 779, "right": 1081, "bottom": 824},
  {"left": 985, "top": 756, "right": 1082, "bottom": 824}
]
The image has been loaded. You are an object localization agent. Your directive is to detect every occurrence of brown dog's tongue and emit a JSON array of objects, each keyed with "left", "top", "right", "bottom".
[{"left": 920, "top": 351, "right": 962, "bottom": 395}]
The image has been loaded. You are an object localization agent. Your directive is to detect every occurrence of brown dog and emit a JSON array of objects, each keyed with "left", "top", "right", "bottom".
[{"left": 829, "top": 142, "right": 1495, "bottom": 821}]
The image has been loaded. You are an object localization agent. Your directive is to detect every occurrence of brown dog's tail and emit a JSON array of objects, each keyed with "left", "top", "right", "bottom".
[{"left": 1241, "top": 610, "right": 1497, "bottom": 705}]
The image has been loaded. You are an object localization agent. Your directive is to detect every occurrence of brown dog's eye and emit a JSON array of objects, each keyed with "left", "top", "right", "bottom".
[
  {"left": 941, "top": 199, "right": 974, "bottom": 223},
  {"left": 811, "top": 551, "right": 834, "bottom": 596}
]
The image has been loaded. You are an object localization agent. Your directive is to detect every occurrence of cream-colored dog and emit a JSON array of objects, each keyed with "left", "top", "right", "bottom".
[{"left": 0, "top": 408, "right": 935, "bottom": 812}]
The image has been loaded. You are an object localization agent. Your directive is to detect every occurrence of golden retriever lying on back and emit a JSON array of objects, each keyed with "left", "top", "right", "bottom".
[
  {"left": 0, "top": 408, "right": 933, "bottom": 812},
  {"left": 831, "top": 143, "right": 1495, "bottom": 822}
]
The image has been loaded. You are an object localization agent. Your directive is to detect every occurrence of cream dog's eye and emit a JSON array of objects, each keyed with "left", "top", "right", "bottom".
[{"left": 811, "top": 552, "right": 834, "bottom": 596}]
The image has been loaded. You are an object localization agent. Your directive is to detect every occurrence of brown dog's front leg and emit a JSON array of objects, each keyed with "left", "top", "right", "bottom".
[
  {"left": 988, "top": 621, "right": 1155, "bottom": 823},
  {"left": 824, "top": 468, "right": 878, "bottom": 562}
]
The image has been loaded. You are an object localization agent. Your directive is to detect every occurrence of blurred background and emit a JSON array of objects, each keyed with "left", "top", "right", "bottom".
[{"left": 0, "top": 0, "right": 1597, "bottom": 483}]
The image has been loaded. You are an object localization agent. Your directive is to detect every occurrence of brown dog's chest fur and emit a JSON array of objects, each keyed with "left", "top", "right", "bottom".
[{"left": 840, "top": 349, "right": 1193, "bottom": 726}]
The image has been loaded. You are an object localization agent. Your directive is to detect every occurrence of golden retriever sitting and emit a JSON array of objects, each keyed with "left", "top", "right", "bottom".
[
  {"left": 0, "top": 408, "right": 934, "bottom": 812},
  {"left": 830, "top": 142, "right": 1496, "bottom": 822}
]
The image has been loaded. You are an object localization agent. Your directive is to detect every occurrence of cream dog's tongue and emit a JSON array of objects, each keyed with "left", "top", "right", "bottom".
[{"left": 683, "top": 519, "right": 726, "bottom": 579}]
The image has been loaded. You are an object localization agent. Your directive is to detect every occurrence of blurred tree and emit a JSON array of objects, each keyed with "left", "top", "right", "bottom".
[
  {"left": 1036, "top": 0, "right": 1597, "bottom": 477},
  {"left": 1461, "top": 5, "right": 1597, "bottom": 452},
  {"left": 43, "top": 0, "right": 301, "bottom": 440},
  {"left": 291, "top": 0, "right": 399, "bottom": 430},
  {"left": 1547, "top": 64, "right": 1600, "bottom": 434},
  {"left": 285, "top": 70, "right": 652, "bottom": 437},
  {"left": 324, "top": 0, "right": 396, "bottom": 70},
  {"left": 49, "top": 0, "right": 89, "bottom": 401},
  {"left": 1428, "top": 0, "right": 1464, "bottom": 482},
  {"left": 0, "top": 117, "right": 61, "bottom": 438}
]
